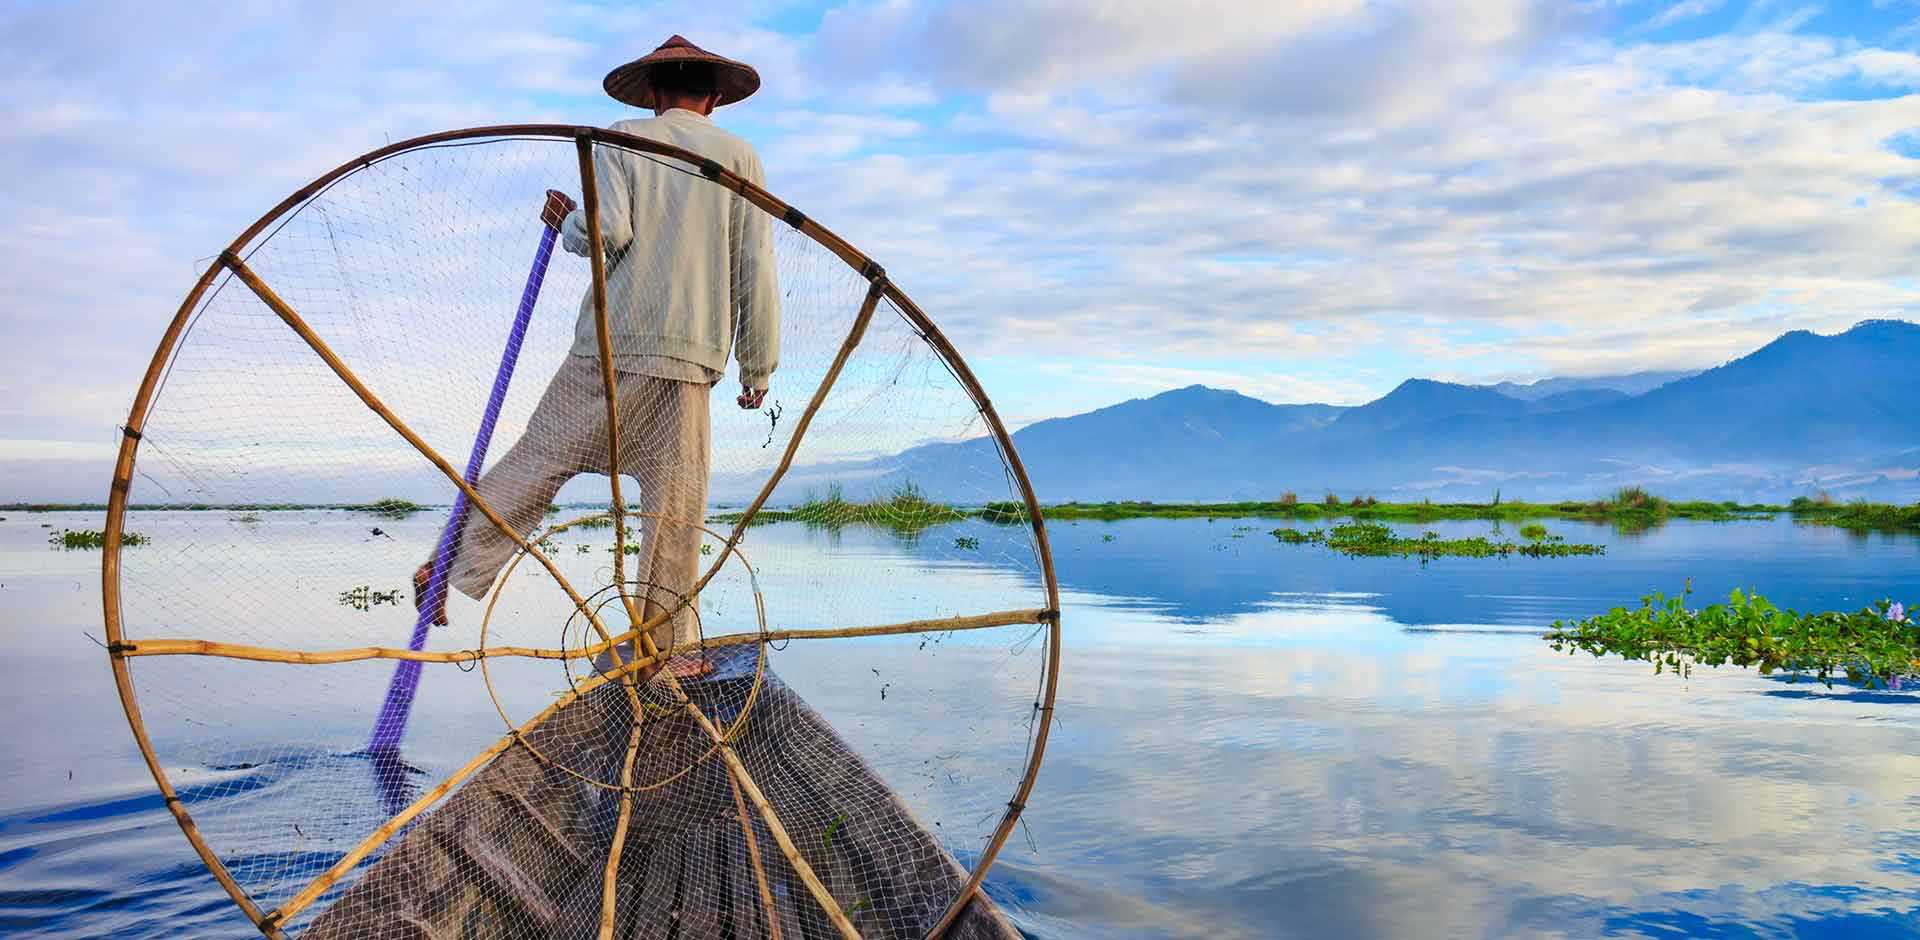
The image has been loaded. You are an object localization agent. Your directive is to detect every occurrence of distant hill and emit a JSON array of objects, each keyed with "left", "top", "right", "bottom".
[
  {"left": 810, "top": 320, "right": 1920, "bottom": 504},
  {"left": 1486, "top": 370, "right": 1695, "bottom": 401},
  {"left": 1325, "top": 379, "right": 1525, "bottom": 434},
  {"left": 1525, "top": 388, "right": 1629, "bottom": 413}
]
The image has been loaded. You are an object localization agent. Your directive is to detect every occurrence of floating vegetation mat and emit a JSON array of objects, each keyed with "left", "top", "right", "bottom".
[
  {"left": 1269, "top": 522, "right": 1604, "bottom": 560},
  {"left": 49, "top": 528, "right": 148, "bottom": 550},
  {"left": 712, "top": 482, "right": 967, "bottom": 535},
  {"left": 349, "top": 497, "right": 426, "bottom": 519},
  {"left": 1546, "top": 589, "right": 1920, "bottom": 688}
]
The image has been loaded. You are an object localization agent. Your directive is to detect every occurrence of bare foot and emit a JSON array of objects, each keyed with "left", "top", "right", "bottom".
[{"left": 412, "top": 562, "right": 448, "bottom": 626}]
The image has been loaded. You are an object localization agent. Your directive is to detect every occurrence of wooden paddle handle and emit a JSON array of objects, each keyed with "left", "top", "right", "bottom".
[{"left": 541, "top": 189, "right": 576, "bottom": 229}]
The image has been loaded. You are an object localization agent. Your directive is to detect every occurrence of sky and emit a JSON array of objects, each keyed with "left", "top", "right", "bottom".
[{"left": 1, "top": 0, "right": 1917, "bottom": 501}]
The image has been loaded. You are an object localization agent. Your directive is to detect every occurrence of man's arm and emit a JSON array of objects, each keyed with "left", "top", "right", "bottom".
[
  {"left": 731, "top": 148, "right": 780, "bottom": 399},
  {"left": 561, "top": 140, "right": 634, "bottom": 258}
]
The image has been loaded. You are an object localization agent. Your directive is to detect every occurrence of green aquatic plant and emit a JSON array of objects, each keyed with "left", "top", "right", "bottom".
[
  {"left": 1790, "top": 490, "right": 1835, "bottom": 510},
  {"left": 1546, "top": 589, "right": 1920, "bottom": 688},
  {"left": 1519, "top": 522, "right": 1549, "bottom": 541},
  {"left": 977, "top": 501, "right": 1028, "bottom": 524},
  {"left": 713, "top": 481, "right": 965, "bottom": 536},
  {"left": 354, "top": 498, "right": 425, "bottom": 519},
  {"left": 1270, "top": 521, "right": 1603, "bottom": 560},
  {"left": 1605, "top": 485, "right": 1664, "bottom": 512},
  {"left": 1269, "top": 527, "right": 1323, "bottom": 545},
  {"left": 870, "top": 481, "right": 966, "bottom": 529},
  {"left": 1025, "top": 492, "right": 1782, "bottom": 528},
  {"left": 1789, "top": 499, "right": 1920, "bottom": 532},
  {"left": 49, "top": 528, "right": 148, "bottom": 549}
]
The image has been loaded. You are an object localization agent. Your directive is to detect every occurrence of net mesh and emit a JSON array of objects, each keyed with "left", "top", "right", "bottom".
[{"left": 109, "top": 130, "right": 1057, "bottom": 939}]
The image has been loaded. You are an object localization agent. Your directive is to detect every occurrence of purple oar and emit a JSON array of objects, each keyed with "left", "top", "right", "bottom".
[{"left": 368, "top": 189, "right": 576, "bottom": 754}]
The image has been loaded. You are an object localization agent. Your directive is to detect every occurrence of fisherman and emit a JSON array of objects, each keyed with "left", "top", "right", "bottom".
[{"left": 414, "top": 35, "right": 779, "bottom": 678}]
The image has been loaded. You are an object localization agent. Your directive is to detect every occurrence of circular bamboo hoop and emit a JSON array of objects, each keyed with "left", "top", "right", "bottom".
[{"left": 101, "top": 124, "right": 1063, "bottom": 940}]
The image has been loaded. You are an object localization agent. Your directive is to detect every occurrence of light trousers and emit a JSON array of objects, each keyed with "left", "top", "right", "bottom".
[{"left": 450, "top": 355, "right": 711, "bottom": 650}]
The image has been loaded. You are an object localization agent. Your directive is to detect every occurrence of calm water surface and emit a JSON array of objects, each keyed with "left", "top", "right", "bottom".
[{"left": 2, "top": 511, "right": 1916, "bottom": 938}]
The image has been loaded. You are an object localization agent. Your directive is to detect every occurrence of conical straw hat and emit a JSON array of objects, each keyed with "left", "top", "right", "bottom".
[{"left": 603, "top": 34, "right": 761, "bottom": 109}]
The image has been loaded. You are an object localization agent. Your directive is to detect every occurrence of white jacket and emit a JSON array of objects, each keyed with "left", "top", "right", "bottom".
[{"left": 562, "top": 110, "right": 780, "bottom": 389}]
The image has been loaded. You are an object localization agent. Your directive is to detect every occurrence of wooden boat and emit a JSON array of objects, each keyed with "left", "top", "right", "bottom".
[{"left": 305, "top": 646, "right": 1020, "bottom": 939}]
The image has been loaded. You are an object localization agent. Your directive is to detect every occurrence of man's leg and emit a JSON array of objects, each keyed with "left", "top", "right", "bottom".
[
  {"left": 619, "top": 374, "right": 712, "bottom": 669},
  {"left": 424, "top": 357, "right": 604, "bottom": 611}
]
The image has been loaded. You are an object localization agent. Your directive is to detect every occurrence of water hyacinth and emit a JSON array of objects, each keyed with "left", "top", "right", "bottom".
[{"left": 1546, "top": 589, "right": 1920, "bottom": 688}]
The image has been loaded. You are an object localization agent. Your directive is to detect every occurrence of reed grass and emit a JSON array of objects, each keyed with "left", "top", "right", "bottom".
[{"left": 713, "top": 482, "right": 966, "bottom": 535}]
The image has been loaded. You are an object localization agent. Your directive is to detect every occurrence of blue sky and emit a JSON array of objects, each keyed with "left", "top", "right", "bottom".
[{"left": 1, "top": 0, "right": 1917, "bottom": 500}]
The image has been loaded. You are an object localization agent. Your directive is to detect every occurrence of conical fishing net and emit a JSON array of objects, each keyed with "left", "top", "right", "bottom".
[{"left": 101, "top": 126, "right": 1061, "bottom": 940}]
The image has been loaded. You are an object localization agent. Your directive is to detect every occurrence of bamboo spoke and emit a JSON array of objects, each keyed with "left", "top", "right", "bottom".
[
  {"left": 599, "top": 714, "right": 645, "bottom": 940},
  {"left": 222, "top": 255, "right": 621, "bottom": 657},
  {"left": 576, "top": 134, "right": 651, "bottom": 660},
  {"left": 728, "top": 609, "right": 1046, "bottom": 646},
  {"left": 117, "top": 609, "right": 1047, "bottom": 666},
  {"left": 686, "top": 277, "right": 888, "bottom": 608},
  {"left": 117, "top": 639, "right": 568, "bottom": 664},
  {"left": 265, "top": 652, "right": 655, "bottom": 925},
  {"left": 728, "top": 773, "right": 783, "bottom": 940}
]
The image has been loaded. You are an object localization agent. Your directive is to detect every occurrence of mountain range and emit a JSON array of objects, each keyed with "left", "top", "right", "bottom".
[{"left": 827, "top": 319, "right": 1920, "bottom": 504}]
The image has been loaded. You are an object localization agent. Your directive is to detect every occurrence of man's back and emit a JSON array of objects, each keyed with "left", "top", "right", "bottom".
[{"left": 562, "top": 108, "right": 779, "bottom": 389}]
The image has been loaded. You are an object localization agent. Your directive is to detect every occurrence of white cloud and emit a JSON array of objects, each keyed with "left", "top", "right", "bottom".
[
  {"left": 2, "top": 0, "right": 1918, "bottom": 499},
  {"left": 1645, "top": 0, "right": 1728, "bottom": 30}
]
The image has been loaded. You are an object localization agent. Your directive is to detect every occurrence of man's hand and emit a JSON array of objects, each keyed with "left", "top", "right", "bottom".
[
  {"left": 737, "top": 385, "right": 768, "bottom": 410},
  {"left": 541, "top": 189, "right": 577, "bottom": 229}
]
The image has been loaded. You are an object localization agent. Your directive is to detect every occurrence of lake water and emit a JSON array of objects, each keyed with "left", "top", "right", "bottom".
[{"left": 2, "top": 511, "right": 1917, "bottom": 938}]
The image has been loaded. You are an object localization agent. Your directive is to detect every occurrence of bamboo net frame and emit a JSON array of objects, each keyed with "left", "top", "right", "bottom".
[{"left": 100, "top": 124, "right": 1063, "bottom": 940}]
